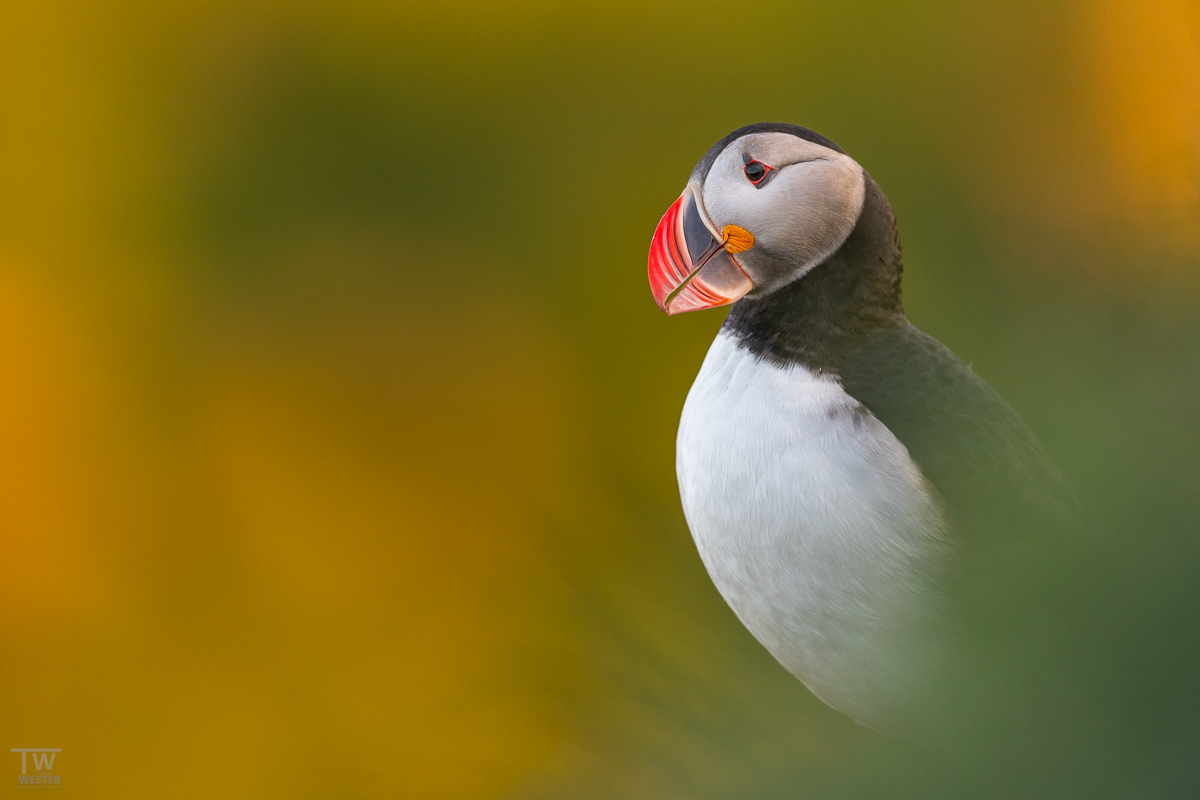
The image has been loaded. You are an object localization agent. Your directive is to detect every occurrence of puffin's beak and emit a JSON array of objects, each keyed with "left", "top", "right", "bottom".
[{"left": 648, "top": 187, "right": 753, "bottom": 315}]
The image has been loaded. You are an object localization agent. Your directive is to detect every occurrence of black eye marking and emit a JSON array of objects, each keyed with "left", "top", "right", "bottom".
[{"left": 741, "top": 153, "right": 775, "bottom": 188}]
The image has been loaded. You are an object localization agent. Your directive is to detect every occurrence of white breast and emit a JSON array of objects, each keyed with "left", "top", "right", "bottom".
[{"left": 677, "top": 332, "right": 948, "bottom": 730}]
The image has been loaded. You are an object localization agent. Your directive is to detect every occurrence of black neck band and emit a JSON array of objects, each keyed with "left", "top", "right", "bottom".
[{"left": 720, "top": 172, "right": 905, "bottom": 374}]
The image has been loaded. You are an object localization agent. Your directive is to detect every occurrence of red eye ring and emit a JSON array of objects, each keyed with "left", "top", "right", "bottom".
[{"left": 741, "top": 154, "right": 774, "bottom": 187}]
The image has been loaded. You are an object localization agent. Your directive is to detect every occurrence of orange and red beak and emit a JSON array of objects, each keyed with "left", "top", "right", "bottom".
[{"left": 648, "top": 187, "right": 753, "bottom": 315}]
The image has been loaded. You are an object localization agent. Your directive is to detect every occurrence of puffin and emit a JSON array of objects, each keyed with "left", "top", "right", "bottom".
[{"left": 647, "top": 123, "right": 1078, "bottom": 735}]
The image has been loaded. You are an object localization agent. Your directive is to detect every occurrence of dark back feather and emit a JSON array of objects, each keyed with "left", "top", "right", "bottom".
[
  {"left": 721, "top": 170, "right": 1079, "bottom": 540},
  {"left": 838, "top": 322, "right": 1080, "bottom": 540}
]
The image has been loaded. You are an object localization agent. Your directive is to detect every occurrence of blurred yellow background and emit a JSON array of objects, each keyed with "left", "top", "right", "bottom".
[{"left": 1, "top": 1, "right": 1198, "bottom": 797}]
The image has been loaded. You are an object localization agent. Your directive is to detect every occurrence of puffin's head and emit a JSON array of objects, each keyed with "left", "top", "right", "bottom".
[{"left": 649, "top": 124, "right": 866, "bottom": 315}]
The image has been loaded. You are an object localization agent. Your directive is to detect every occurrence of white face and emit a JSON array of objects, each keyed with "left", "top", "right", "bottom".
[{"left": 690, "top": 132, "right": 866, "bottom": 296}]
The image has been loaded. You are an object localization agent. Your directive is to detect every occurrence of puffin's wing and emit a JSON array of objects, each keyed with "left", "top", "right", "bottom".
[{"left": 838, "top": 322, "right": 1079, "bottom": 539}]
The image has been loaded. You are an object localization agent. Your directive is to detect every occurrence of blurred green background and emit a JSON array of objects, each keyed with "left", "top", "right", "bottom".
[{"left": 1, "top": 0, "right": 1199, "bottom": 797}]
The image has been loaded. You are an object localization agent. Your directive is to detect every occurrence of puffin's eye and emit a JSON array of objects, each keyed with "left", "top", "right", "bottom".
[{"left": 741, "top": 154, "right": 774, "bottom": 188}]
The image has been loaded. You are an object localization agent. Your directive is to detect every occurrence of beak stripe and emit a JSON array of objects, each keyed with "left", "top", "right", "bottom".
[{"left": 648, "top": 187, "right": 754, "bottom": 315}]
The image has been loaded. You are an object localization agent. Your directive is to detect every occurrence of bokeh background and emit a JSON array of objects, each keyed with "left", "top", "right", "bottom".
[{"left": 2, "top": 0, "right": 1199, "bottom": 797}]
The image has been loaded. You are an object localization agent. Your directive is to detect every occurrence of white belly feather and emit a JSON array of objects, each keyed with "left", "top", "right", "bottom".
[{"left": 677, "top": 333, "right": 948, "bottom": 730}]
